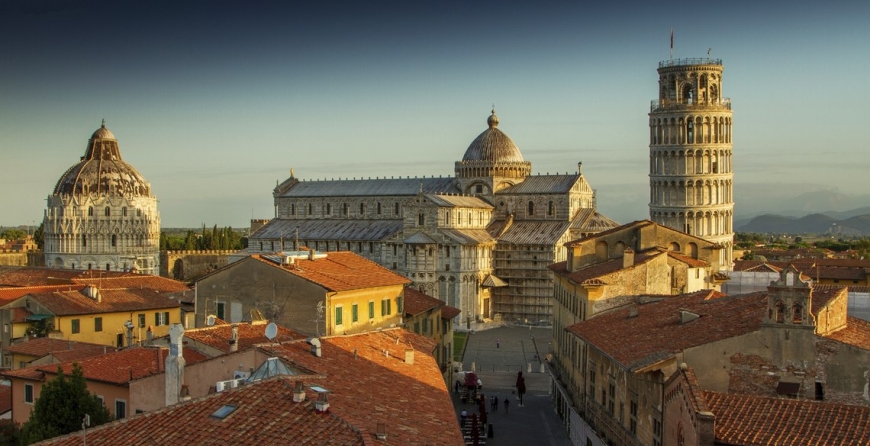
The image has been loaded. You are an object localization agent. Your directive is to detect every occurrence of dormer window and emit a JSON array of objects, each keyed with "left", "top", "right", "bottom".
[{"left": 104, "top": 207, "right": 111, "bottom": 217}]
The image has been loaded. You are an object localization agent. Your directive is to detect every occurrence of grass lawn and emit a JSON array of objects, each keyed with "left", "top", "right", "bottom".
[{"left": 453, "top": 331, "right": 468, "bottom": 362}]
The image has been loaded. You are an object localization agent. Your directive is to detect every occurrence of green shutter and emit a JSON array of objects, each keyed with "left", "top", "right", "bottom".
[
  {"left": 352, "top": 304, "right": 359, "bottom": 323},
  {"left": 335, "top": 307, "right": 343, "bottom": 325},
  {"left": 369, "top": 302, "right": 375, "bottom": 319}
]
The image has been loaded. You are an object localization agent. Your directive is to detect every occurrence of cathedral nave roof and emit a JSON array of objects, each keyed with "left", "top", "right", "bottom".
[
  {"left": 275, "top": 177, "right": 458, "bottom": 198},
  {"left": 251, "top": 218, "right": 403, "bottom": 242},
  {"left": 497, "top": 174, "right": 586, "bottom": 195},
  {"left": 494, "top": 220, "right": 573, "bottom": 245}
]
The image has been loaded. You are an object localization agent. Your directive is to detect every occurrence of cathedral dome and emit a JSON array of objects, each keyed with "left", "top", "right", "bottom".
[
  {"left": 52, "top": 121, "right": 153, "bottom": 198},
  {"left": 461, "top": 111, "right": 524, "bottom": 163}
]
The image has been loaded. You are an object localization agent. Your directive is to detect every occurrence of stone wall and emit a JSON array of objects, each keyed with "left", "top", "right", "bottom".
[
  {"left": 0, "top": 251, "right": 44, "bottom": 267},
  {"left": 160, "top": 250, "right": 236, "bottom": 282}
]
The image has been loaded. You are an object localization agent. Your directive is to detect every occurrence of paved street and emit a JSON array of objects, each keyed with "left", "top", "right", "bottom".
[{"left": 452, "top": 325, "right": 571, "bottom": 446}]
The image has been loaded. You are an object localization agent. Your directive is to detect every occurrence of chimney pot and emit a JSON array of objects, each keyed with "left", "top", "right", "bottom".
[
  {"left": 293, "top": 381, "right": 306, "bottom": 403},
  {"left": 623, "top": 248, "right": 635, "bottom": 269}
]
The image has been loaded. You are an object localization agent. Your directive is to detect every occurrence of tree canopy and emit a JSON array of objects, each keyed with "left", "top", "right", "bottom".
[{"left": 20, "top": 364, "right": 112, "bottom": 445}]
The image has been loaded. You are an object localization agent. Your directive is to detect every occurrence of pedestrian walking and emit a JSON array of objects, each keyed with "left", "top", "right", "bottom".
[
  {"left": 516, "top": 371, "right": 526, "bottom": 407},
  {"left": 496, "top": 338, "right": 500, "bottom": 348},
  {"left": 493, "top": 396, "right": 499, "bottom": 412},
  {"left": 504, "top": 398, "right": 510, "bottom": 413}
]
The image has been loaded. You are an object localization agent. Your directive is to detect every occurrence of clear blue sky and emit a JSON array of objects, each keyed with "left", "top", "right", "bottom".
[{"left": 2, "top": 0, "right": 868, "bottom": 228}]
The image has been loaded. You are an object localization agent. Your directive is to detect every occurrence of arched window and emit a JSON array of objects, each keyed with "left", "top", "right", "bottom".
[
  {"left": 527, "top": 201, "right": 535, "bottom": 216},
  {"left": 105, "top": 263, "right": 111, "bottom": 271},
  {"left": 395, "top": 203, "right": 400, "bottom": 215},
  {"left": 136, "top": 208, "right": 141, "bottom": 217},
  {"left": 82, "top": 234, "right": 87, "bottom": 247},
  {"left": 418, "top": 213, "right": 425, "bottom": 226},
  {"left": 359, "top": 203, "right": 365, "bottom": 215},
  {"left": 548, "top": 201, "right": 554, "bottom": 216},
  {"left": 342, "top": 203, "right": 349, "bottom": 216},
  {"left": 111, "top": 234, "right": 117, "bottom": 247},
  {"left": 669, "top": 242, "right": 681, "bottom": 252},
  {"left": 88, "top": 207, "right": 94, "bottom": 217},
  {"left": 326, "top": 203, "right": 332, "bottom": 215},
  {"left": 475, "top": 184, "right": 483, "bottom": 194},
  {"left": 290, "top": 203, "right": 296, "bottom": 215},
  {"left": 377, "top": 202, "right": 382, "bottom": 215},
  {"left": 104, "top": 207, "right": 111, "bottom": 216},
  {"left": 308, "top": 203, "right": 313, "bottom": 215},
  {"left": 793, "top": 303, "right": 803, "bottom": 324},
  {"left": 122, "top": 207, "right": 127, "bottom": 217},
  {"left": 595, "top": 241, "right": 608, "bottom": 260},
  {"left": 775, "top": 301, "right": 786, "bottom": 323}
]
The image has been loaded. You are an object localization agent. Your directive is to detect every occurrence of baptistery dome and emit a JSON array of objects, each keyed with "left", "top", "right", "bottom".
[
  {"left": 52, "top": 120, "right": 153, "bottom": 198},
  {"left": 461, "top": 110, "right": 525, "bottom": 163},
  {"left": 43, "top": 121, "right": 160, "bottom": 275}
]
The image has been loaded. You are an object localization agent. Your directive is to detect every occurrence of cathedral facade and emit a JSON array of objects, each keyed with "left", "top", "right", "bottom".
[
  {"left": 649, "top": 58, "right": 734, "bottom": 266},
  {"left": 249, "top": 111, "right": 618, "bottom": 325},
  {"left": 43, "top": 121, "right": 161, "bottom": 274}
]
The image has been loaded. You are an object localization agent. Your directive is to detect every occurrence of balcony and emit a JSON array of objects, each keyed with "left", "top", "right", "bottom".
[{"left": 650, "top": 98, "right": 731, "bottom": 112}]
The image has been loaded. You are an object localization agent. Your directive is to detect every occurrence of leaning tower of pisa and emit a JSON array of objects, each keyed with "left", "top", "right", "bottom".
[{"left": 649, "top": 58, "right": 733, "bottom": 267}]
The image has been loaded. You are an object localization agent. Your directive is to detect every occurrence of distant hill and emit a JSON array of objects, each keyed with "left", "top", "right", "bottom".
[{"left": 738, "top": 211, "right": 870, "bottom": 235}]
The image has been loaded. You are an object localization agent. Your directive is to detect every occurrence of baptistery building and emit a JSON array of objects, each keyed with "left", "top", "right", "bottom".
[
  {"left": 43, "top": 121, "right": 161, "bottom": 274},
  {"left": 249, "top": 111, "right": 618, "bottom": 325}
]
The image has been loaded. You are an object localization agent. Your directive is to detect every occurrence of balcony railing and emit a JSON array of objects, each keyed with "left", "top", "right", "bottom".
[
  {"left": 659, "top": 58, "right": 722, "bottom": 68},
  {"left": 650, "top": 98, "right": 731, "bottom": 112}
]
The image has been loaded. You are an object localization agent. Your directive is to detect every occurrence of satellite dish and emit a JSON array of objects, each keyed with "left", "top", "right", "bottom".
[
  {"left": 265, "top": 322, "right": 278, "bottom": 341},
  {"left": 206, "top": 315, "right": 216, "bottom": 326}
]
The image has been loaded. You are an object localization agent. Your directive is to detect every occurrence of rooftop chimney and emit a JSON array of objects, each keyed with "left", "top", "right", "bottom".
[
  {"left": 229, "top": 324, "right": 239, "bottom": 352},
  {"left": 165, "top": 324, "right": 186, "bottom": 406},
  {"left": 628, "top": 306, "right": 639, "bottom": 318},
  {"left": 308, "top": 338, "right": 322, "bottom": 357},
  {"left": 309, "top": 249, "right": 315, "bottom": 261},
  {"left": 314, "top": 391, "right": 330, "bottom": 413},
  {"left": 293, "top": 381, "right": 306, "bottom": 403},
  {"left": 404, "top": 348, "right": 414, "bottom": 365},
  {"left": 623, "top": 248, "right": 635, "bottom": 269},
  {"left": 82, "top": 285, "right": 101, "bottom": 302}
]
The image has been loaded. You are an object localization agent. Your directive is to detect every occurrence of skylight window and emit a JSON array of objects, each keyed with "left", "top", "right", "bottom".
[
  {"left": 211, "top": 405, "right": 238, "bottom": 419},
  {"left": 310, "top": 386, "right": 329, "bottom": 393}
]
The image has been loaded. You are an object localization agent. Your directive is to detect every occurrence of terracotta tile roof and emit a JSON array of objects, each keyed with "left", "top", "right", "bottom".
[
  {"left": 440, "top": 305, "right": 461, "bottom": 320},
  {"left": 823, "top": 317, "right": 870, "bottom": 350},
  {"left": 4, "top": 337, "right": 109, "bottom": 358},
  {"left": 0, "top": 285, "right": 85, "bottom": 305},
  {"left": 34, "top": 376, "right": 366, "bottom": 446},
  {"left": 403, "top": 287, "right": 444, "bottom": 315},
  {"left": 564, "top": 220, "right": 656, "bottom": 246},
  {"left": 181, "top": 322, "right": 306, "bottom": 354},
  {"left": 2, "top": 347, "right": 207, "bottom": 385},
  {"left": 0, "top": 267, "right": 133, "bottom": 287},
  {"left": 704, "top": 391, "right": 870, "bottom": 445},
  {"left": 26, "top": 287, "right": 180, "bottom": 316},
  {"left": 251, "top": 252, "right": 411, "bottom": 292},
  {"left": 549, "top": 248, "right": 666, "bottom": 285},
  {"left": 266, "top": 329, "right": 464, "bottom": 445},
  {"left": 566, "top": 290, "right": 759, "bottom": 371},
  {"left": 71, "top": 275, "right": 190, "bottom": 292},
  {"left": 810, "top": 287, "right": 847, "bottom": 314},
  {"left": 0, "top": 385, "right": 10, "bottom": 415},
  {"left": 667, "top": 251, "right": 709, "bottom": 268}
]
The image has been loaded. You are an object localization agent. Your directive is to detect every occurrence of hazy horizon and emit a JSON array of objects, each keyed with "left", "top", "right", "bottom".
[{"left": 2, "top": 0, "right": 868, "bottom": 228}]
